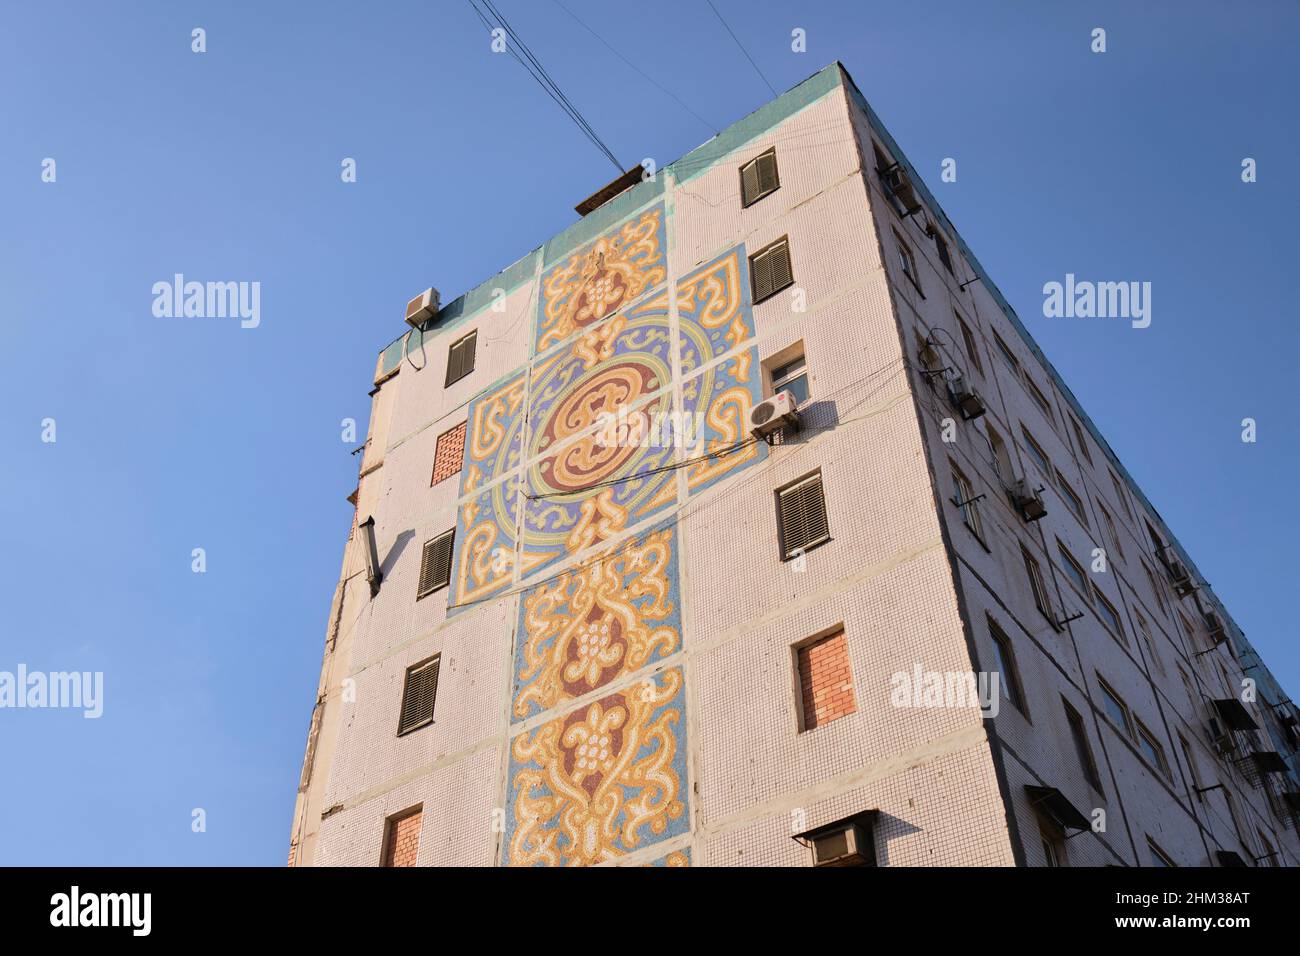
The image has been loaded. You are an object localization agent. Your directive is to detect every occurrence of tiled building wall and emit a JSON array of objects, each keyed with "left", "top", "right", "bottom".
[{"left": 855, "top": 96, "right": 1299, "bottom": 866}]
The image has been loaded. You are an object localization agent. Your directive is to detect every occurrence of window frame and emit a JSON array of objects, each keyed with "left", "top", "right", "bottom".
[
  {"left": 951, "top": 461, "right": 985, "bottom": 543},
  {"left": 1056, "top": 470, "right": 1088, "bottom": 526},
  {"left": 1022, "top": 546, "right": 1054, "bottom": 623},
  {"left": 416, "top": 529, "right": 455, "bottom": 600},
  {"left": 1063, "top": 698, "right": 1104, "bottom": 791},
  {"left": 1096, "top": 677, "right": 1134, "bottom": 737},
  {"left": 988, "top": 618, "right": 1027, "bottom": 715},
  {"left": 775, "top": 470, "right": 831, "bottom": 561},
  {"left": 444, "top": 330, "right": 477, "bottom": 388},
  {"left": 397, "top": 656, "right": 441, "bottom": 736},
  {"left": 892, "top": 228, "right": 923, "bottom": 297},
  {"left": 739, "top": 147, "right": 780, "bottom": 208},
  {"left": 749, "top": 236, "right": 795, "bottom": 304}
]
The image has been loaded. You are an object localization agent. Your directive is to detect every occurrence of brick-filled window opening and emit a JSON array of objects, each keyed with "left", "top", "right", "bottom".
[
  {"left": 739, "top": 147, "right": 780, "bottom": 207},
  {"left": 416, "top": 530, "right": 454, "bottom": 600},
  {"left": 431, "top": 421, "right": 467, "bottom": 486},
  {"left": 381, "top": 805, "right": 423, "bottom": 867},
  {"left": 398, "top": 656, "right": 440, "bottom": 735},
  {"left": 797, "top": 631, "right": 856, "bottom": 731},
  {"left": 776, "top": 471, "right": 830, "bottom": 560},
  {"left": 750, "top": 237, "right": 794, "bottom": 304},
  {"left": 445, "top": 329, "right": 477, "bottom": 387}
]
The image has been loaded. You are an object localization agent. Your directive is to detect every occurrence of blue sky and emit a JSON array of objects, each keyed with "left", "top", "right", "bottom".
[{"left": 1, "top": 1, "right": 1296, "bottom": 865}]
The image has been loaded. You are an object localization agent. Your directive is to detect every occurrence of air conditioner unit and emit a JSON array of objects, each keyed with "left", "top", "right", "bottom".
[
  {"left": 1204, "top": 611, "right": 1227, "bottom": 644},
  {"left": 749, "top": 391, "right": 799, "bottom": 438},
  {"left": 948, "top": 376, "right": 986, "bottom": 420},
  {"left": 404, "top": 287, "right": 441, "bottom": 328},
  {"left": 810, "top": 820, "right": 872, "bottom": 867},
  {"left": 1167, "top": 558, "right": 1195, "bottom": 596},
  {"left": 882, "top": 164, "right": 922, "bottom": 216},
  {"left": 1011, "top": 478, "right": 1047, "bottom": 522},
  {"left": 1207, "top": 716, "right": 1237, "bottom": 756}
]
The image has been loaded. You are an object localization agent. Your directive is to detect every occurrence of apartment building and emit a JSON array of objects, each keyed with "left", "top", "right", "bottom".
[{"left": 288, "top": 62, "right": 1299, "bottom": 867}]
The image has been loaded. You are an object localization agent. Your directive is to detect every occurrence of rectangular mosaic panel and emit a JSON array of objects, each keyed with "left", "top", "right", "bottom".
[
  {"left": 459, "top": 370, "right": 527, "bottom": 497},
  {"left": 504, "top": 667, "right": 689, "bottom": 866},
  {"left": 676, "top": 246, "right": 755, "bottom": 376},
  {"left": 448, "top": 476, "right": 522, "bottom": 614},
  {"left": 681, "top": 345, "right": 767, "bottom": 495},
  {"left": 535, "top": 203, "right": 667, "bottom": 356},
  {"left": 512, "top": 523, "right": 682, "bottom": 722}
]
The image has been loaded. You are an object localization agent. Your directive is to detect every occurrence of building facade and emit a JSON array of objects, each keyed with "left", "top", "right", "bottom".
[{"left": 288, "top": 63, "right": 1300, "bottom": 868}]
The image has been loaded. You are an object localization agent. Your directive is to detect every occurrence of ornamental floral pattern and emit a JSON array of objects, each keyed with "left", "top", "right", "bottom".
[
  {"left": 512, "top": 524, "right": 681, "bottom": 722},
  {"left": 536, "top": 205, "right": 667, "bottom": 355},
  {"left": 504, "top": 667, "right": 688, "bottom": 867}
]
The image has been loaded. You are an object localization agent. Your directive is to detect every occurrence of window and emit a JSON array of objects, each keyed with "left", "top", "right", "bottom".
[
  {"left": 1071, "top": 417, "right": 1094, "bottom": 466},
  {"left": 381, "top": 805, "right": 423, "bottom": 867},
  {"left": 445, "top": 330, "right": 477, "bottom": 387},
  {"left": 1097, "top": 678, "right": 1133, "bottom": 736},
  {"left": 1025, "top": 377, "right": 1053, "bottom": 420},
  {"left": 988, "top": 619, "right": 1026, "bottom": 714},
  {"left": 750, "top": 237, "right": 794, "bottom": 303},
  {"left": 1039, "top": 818, "right": 1067, "bottom": 867},
  {"left": 1110, "top": 471, "right": 1133, "bottom": 520},
  {"left": 1146, "top": 837, "right": 1176, "bottom": 867},
  {"left": 397, "top": 656, "right": 440, "bottom": 735},
  {"left": 952, "top": 462, "right": 984, "bottom": 541},
  {"left": 986, "top": 425, "right": 1013, "bottom": 483},
  {"left": 1143, "top": 561, "right": 1169, "bottom": 616},
  {"left": 1136, "top": 611, "right": 1163, "bottom": 675},
  {"left": 1098, "top": 503, "right": 1124, "bottom": 560},
  {"left": 739, "top": 147, "right": 780, "bottom": 207},
  {"left": 1057, "top": 542, "right": 1090, "bottom": 597},
  {"left": 933, "top": 230, "right": 954, "bottom": 274},
  {"left": 796, "top": 630, "right": 856, "bottom": 731},
  {"left": 769, "top": 353, "right": 810, "bottom": 405},
  {"left": 1135, "top": 719, "right": 1169, "bottom": 776},
  {"left": 1178, "top": 733, "right": 1201, "bottom": 800},
  {"left": 1056, "top": 471, "right": 1087, "bottom": 526},
  {"left": 892, "top": 229, "right": 922, "bottom": 295},
  {"left": 1022, "top": 547, "right": 1053, "bottom": 622},
  {"left": 776, "top": 471, "right": 830, "bottom": 560},
  {"left": 958, "top": 315, "right": 984, "bottom": 375},
  {"left": 992, "top": 332, "right": 1020, "bottom": 373},
  {"left": 1021, "top": 427, "right": 1052, "bottom": 480},
  {"left": 431, "top": 421, "right": 467, "bottom": 485},
  {"left": 417, "top": 530, "right": 455, "bottom": 599},
  {"left": 1063, "top": 699, "right": 1103, "bottom": 790},
  {"left": 1093, "top": 587, "right": 1125, "bottom": 642}
]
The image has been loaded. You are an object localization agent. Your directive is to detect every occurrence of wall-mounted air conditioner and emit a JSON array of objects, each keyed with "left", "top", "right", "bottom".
[
  {"left": 1205, "top": 611, "right": 1227, "bottom": 644},
  {"left": 1012, "top": 478, "right": 1047, "bottom": 522},
  {"left": 948, "top": 376, "right": 986, "bottom": 420},
  {"left": 809, "top": 819, "right": 873, "bottom": 867},
  {"left": 882, "top": 164, "right": 922, "bottom": 216},
  {"left": 405, "top": 287, "right": 441, "bottom": 328},
  {"left": 750, "top": 391, "right": 799, "bottom": 439},
  {"left": 1167, "top": 558, "right": 1195, "bottom": 596}
]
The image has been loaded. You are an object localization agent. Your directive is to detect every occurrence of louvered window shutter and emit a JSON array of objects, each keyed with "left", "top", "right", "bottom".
[
  {"left": 769, "top": 240, "right": 793, "bottom": 293},
  {"left": 757, "top": 151, "right": 779, "bottom": 195},
  {"left": 398, "top": 657, "right": 440, "bottom": 734},
  {"left": 741, "top": 159, "right": 761, "bottom": 206},
  {"left": 417, "top": 530, "right": 454, "bottom": 599},
  {"left": 445, "top": 331, "right": 476, "bottom": 387},
  {"left": 752, "top": 248, "right": 772, "bottom": 302},
  {"left": 778, "top": 474, "right": 829, "bottom": 559}
]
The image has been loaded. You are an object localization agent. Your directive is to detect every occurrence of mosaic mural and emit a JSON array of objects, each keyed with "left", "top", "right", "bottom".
[
  {"left": 536, "top": 204, "right": 667, "bottom": 355},
  {"left": 512, "top": 524, "right": 682, "bottom": 722},
  {"left": 503, "top": 667, "right": 688, "bottom": 867}
]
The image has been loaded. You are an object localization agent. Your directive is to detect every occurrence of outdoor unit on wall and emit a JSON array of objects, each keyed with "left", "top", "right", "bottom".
[
  {"left": 1207, "top": 716, "right": 1237, "bottom": 756},
  {"left": 749, "top": 391, "right": 800, "bottom": 439},
  {"left": 1167, "top": 557, "right": 1196, "bottom": 596},
  {"left": 1204, "top": 610, "right": 1227, "bottom": 644},
  {"left": 948, "top": 375, "right": 986, "bottom": 421},
  {"left": 405, "top": 287, "right": 441, "bottom": 328},
  {"left": 809, "top": 819, "right": 875, "bottom": 867},
  {"left": 881, "top": 163, "right": 922, "bottom": 217},
  {"left": 1011, "top": 478, "right": 1047, "bottom": 522}
]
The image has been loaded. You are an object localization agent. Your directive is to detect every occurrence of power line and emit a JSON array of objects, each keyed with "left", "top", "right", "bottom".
[
  {"left": 466, "top": 0, "right": 624, "bottom": 173},
  {"left": 550, "top": 0, "right": 719, "bottom": 136},
  {"left": 704, "top": 0, "right": 777, "bottom": 98}
]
